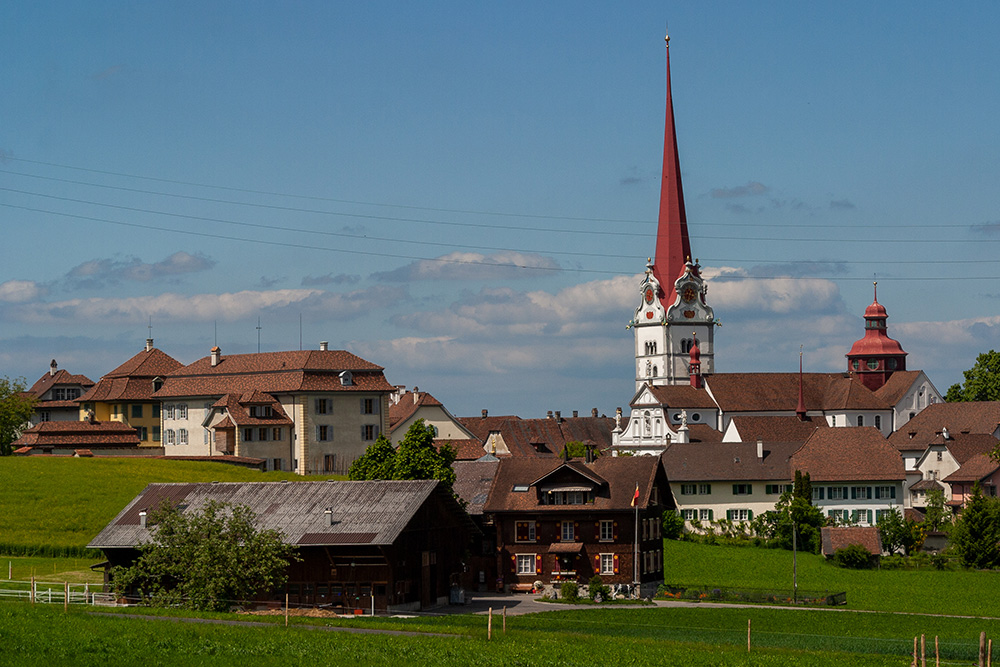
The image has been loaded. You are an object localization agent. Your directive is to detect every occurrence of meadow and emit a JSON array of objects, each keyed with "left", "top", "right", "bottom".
[{"left": 0, "top": 457, "right": 340, "bottom": 553}]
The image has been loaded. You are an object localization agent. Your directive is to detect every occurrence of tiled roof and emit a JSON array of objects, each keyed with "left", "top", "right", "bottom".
[
  {"left": 213, "top": 393, "right": 293, "bottom": 427},
  {"left": 872, "top": 371, "right": 923, "bottom": 406},
  {"left": 453, "top": 460, "right": 500, "bottom": 515},
  {"left": 483, "top": 455, "right": 663, "bottom": 513},
  {"left": 790, "top": 427, "right": 904, "bottom": 482},
  {"left": 153, "top": 349, "right": 392, "bottom": 399},
  {"left": 727, "top": 416, "right": 828, "bottom": 443},
  {"left": 388, "top": 390, "right": 444, "bottom": 429},
  {"left": 437, "top": 439, "right": 487, "bottom": 461},
  {"left": 88, "top": 480, "right": 467, "bottom": 549},
  {"left": 645, "top": 384, "right": 719, "bottom": 409},
  {"left": 705, "top": 373, "right": 888, "bottom": 412},
  {"left": 662, "top": 440, "right": 803, "bottom": 482},
  {"left": 821, "top": 526, "right": 882, "bottom": 556},
  {"left": 457, "top": 415, "right": 616, "bottom": 458},
  {"left": 888, "top": 402, "right": 1000, "bottom": 448},
  {"left": 27, "top": 369, "right": 94, "bottom": 398},
  {"left": 942, "top": 434, "right": 1000, "bottom": 464},
  {"left": 80, "top": 377, "right": 159, "bottom": 403},
  {"left": 13, "top": 421, "right": 141, "bottom": 447},
  {"left": 909, "top": 479, "right": 945, "bottom": 492},
  {"left": 943, "top": 454, "right": 1000, "bottom": 484},
  {"left": 103, "top": 347, "right": 183, "bottom": 379},
  {"left": 685, "top": 424, "right": 725, "bottom": 443}
]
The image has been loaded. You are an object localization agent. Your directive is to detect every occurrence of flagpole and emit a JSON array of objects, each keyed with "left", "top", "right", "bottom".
[{"left": 633, "top": 481, "right": 639, "bottom": 597}]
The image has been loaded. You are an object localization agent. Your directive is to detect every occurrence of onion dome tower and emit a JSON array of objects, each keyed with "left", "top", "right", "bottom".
[
  {"left": 629, "top": 33, "right": 716, "bottom": 390},
  {"left": 846, "top": 282, "right": 907, "bottom": 391}
]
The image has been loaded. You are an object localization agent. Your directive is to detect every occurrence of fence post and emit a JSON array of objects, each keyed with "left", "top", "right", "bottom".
[
  {"left": 988, "top": 639, "right": 992, "bottom": 667},
  {"left": 285, "top": 593, "right": 289, "bottom": 627},
  {"left": 921, "top": 634, "right": 925, "bottom": 667},
  {"left": 488, "top": 607, "right": 493, "bottom": 640},
  {"left": 30, "top": 576, "right": 34, "bottom": 605},
  {"left": 980, "top": 631, "right": 986, "bottom": 667},
  {"left": 936, "top": 635, "right": 939, "bottom": 667},
  {"left": 912, "top": 636, "right": 917, "bottom": 667},
  {"left": 748, "top": 619, "right": 751, "bottom": 653},
  {"left": 503, "top": 606, "right": 506, "bottom": 634},
  {"left": 64, "top": 582, "right": 68, "bottom": 613}
]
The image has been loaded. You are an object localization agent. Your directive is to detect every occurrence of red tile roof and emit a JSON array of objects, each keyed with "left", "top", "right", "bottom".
[
  {"left": 943, "top": 454, "right": 1000, "bottom": 484},
  {"left": 26, "top": 369, "right": 94, "bottom": 398},
  {"left": 388, "top": 390, "right": 444, "bottom": 429},
  {"left": 872, "top": 370, "right": 923, "bottom": 406},
  {"left": 457, "top": 415, "right": 616, "bottom": 458},
  {"left": 212, "top": 393, "right": 293, "bottom": 427},
  {"left": 104, "top": 346, "right": 183, "bottom": 379},
  {"left": 646, "top": 384, "right": 719, "bottom": 409},
  {"left": 821, "top": 526, "right": 882, "bottom": 556},
  {"left": 662, "top": 440, "right": 803, "bottom": 482},
  {"left": 790, "top": 427, "right": 904, "bottom": 482},
  {"left": 705, "top": 373, "right": 888, "bottom": 412},
  {"left": 436, "top": 439, "right": 487, "bottom": 461},
  {"left": 13, "top": 421, "right": 141, "bottom": 447},
  {"left": 888, "top": 402, "right": 1000, "bottom": 449},
  {"left": 727, "top": 416, "right": 828, "bottom": 443}
]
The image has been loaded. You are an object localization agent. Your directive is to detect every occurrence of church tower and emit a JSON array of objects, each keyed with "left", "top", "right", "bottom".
[
  {"left": 629, "top": 34, "right": 716, "bottom": 390},
  {"left": 846, "top": 283, "right": 907, "bottom": 391}
]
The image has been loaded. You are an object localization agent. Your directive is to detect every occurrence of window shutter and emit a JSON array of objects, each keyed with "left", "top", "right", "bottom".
[
  {"left": 535, "top": 554, "right": 542, "bottom": 575},
  {"left": 511, "top": 555, "right": 517, "bottom": 573},
  {"left": 867, "top": 487, "right": 873, "bottom": 500},
  {"left": 842, "top": 487, "right": 848, "bottom": 500},
  {"left": 708, "top": 510, "right": 714, "bottom": 521},
  {"left": 613, "top": 521, "right": 618, "bottom": 540},
  {"left": 732, "top": 484, "right": 738, "bottom": 495},
  {"left": 828, "top": 510, "right": 835, "bottom": 518},
  {"left": 874, "top": 487, "right": 880, "bottom": 500},
  {"left": 748, "top": 510, "right": 754, "bottom": 520},
  {"left": 574, "top": 522, "right": 579, "bottom": 541},
  {"left": 890, "top": 486, "right": 896, "bottom": 499},
  {"left": 726, "top": 510, "right": 733, "bottom": 521},
  {"left": 613, "top": 554, "right": 619, "bottom": 574},
  {"left": 851, "top": 510, "right": 857, "bottom": 522},
  {"left": 516, "top": 522, "right": 526, "bottom": 542},
  {"left": 747, "top": 484, "right": 752, "bottom": 494},
  {"left": 851, "top": 487, "right": 856, "bottom": 500},
  {"left": 868, "top": 510, "right": 873, "bottom": 524}
]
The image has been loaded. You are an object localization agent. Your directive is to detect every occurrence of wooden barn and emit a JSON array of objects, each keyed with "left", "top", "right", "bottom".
[{"left": 88, "top": 480, "right": 477, "bottom": 611}]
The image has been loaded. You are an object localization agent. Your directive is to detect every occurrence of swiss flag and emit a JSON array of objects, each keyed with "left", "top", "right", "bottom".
[{"left": 631, "top": 483, "right": 640, "bottom": 507}]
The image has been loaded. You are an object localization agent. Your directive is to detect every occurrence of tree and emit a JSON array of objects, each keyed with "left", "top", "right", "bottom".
[
  {"left": 923, "top": 489, "right": 951, "bottom": 532},
  {"left": 946, "top": 350, "right": 1000, "bottom": 402},
  {"left": 0, "top": 376, "right": 37, "bottom": 456},
  {"left": 877, "top": 508, "right": 922, "bottom": 556},
  {"left": 661, "top": 509, "right": 686, "bottom": 540},
  {"left": 751, "top": 471, "right": 826, "bottom": 554},
  {"left": 950, "top": 482, "right": 1000, "bottom": 569},
  {"left": 561, "top": 441, "right": 600, "bottom": 459},
  {"left": 111, "top": 500, "right": 296, "bottom": 611},
  {"left": 349, "top": 419, "right": 457, "bottom": 493}
]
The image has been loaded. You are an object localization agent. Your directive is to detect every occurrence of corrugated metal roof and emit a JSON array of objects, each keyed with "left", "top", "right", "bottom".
[{"left": 89, "top": 480, "right": 445, "bottom": 549}]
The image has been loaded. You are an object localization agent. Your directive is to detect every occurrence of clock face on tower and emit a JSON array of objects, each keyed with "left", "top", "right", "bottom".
[
  {"left": 644, "top": 288, "right": 654, "bottom": 304},
  {"left": 681, "top": 285, "right": 697, "bottom": 303}
]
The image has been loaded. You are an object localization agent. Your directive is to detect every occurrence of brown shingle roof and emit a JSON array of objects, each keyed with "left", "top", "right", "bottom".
[
  {"left": 388, "top": 390, "right": 444, "bottom": 429},
  {"left": 13, "top": 421, "right": 141, "bottom": 447},
  {"left": 888, "top": 402, "right": 1000, "bottom": 448},
  {"left": 27, "top": 369, "right": 94, "bottom": 398},
  {"left": 705, "top": 373, "right": 888, "bottom": 412},
  {"left": 457, "top": 415, "right": 616, "bottom": 458},
  {"left": 103, "top": 346, "right": 183, "bottom": 379},
  {"left": 483, "top": 455, "right": 663, "bottom": 513},
  {"left": 646, "top": 384, "right": 719, "bottom": 409},
  {"left": 821, "top": 526, "right": 882, "bottom": 556},
  {"left": 662, "top": 440, "right": 802, "bottom": 482},
  {"left": 453, "top": 460, "right": 499, "bottom": 515},
  {"left": 942, "top": 434, "right": 1000, "bottom": 464},
  {"left": 872, "top": 370, "right": 923, "bottom": 406},
  {"left": 436, "top": 439, "right": 487, "bottom": 461},
  {"left": 727, "top": 416, "right": 828, "bottom": 443},
  {"left": 790, "top": 427, "right": 904, "bottom": 482},
  {"left": 943, "top": 454, "right": 1000, "bottom": 484}
]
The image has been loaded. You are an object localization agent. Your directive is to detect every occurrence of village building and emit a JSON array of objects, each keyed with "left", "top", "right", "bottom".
[
  {"left": 89, "top": 480, "right": 476, "bottom": 612},
  {"left": 77, "top": 339, "right": 182, "bottom": 449},
  {"left": 483, "top": 454, "right": 671, "bottom": 598},
  {"left": 152, "top": 343, "right": 394, "bottom": 475},
  {"left": 13, "top": 418, "right": 141, "bottom": 455},
  {"left": 25, "top": 359, "right": 94, "bottom": 426},
  {"left": 458, "top": 410, "right": 616, "bottom": 459}
]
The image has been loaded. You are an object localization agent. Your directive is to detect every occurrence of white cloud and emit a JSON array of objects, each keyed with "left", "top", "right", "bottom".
[
  {"left": 701, "top": 267, "right": 841, "bottom": 314},
  {"left": 66, "top": 251, "right": 216, "bottom": 288},
  {"left": 372, "top": 251, "right": 560, "bottom": 282},
  {"left": 0, "top": 280, "right": 47, "bottom": 303}
]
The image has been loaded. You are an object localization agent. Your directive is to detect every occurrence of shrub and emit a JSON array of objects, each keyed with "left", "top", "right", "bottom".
[
  {"left": 662, "top": 510, "right": 686, "bottom": 540},
  {"left": 880, "top": 554, "right": 905, "bottom": 570},
  {"left": 560, "top": 581, "right": 579, "bottom": 601},
  {"left": 588, "top": 575, "right": 611, "bottom": 602},
  {"left": 833, "top": 543, "right": 875, "bottom": 569}
]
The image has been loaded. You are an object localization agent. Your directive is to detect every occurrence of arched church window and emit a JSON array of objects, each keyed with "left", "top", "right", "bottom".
[
  {"left": 875, "top": 415, "right": 881, "bottom": 430},
  {"left": 650, "top": 341, "right": 657, "bottom": 355},
  {"left": 857, "top": 415, "right": 864, "bottom": 427},
  {"left": 652, "top": 365, "right": 657, "bottom": 377}
]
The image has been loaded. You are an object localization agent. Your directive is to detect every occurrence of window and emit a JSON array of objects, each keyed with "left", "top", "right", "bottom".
[
  {"left": 812, "top": 487, "right": 825, "bottom": 501},
  {"left": 828, "top": 509, "right": 850, "bottom": 522},
  {"left": 152, "top": 426, "right": 161, "bottom": 442},
  {"left": 515, "top": 521, "right": 536, "bottom": 543},
  {"left": 135, "top": 426, "right": 147, "bottom": 441},
  {"left": 874, "top": 415, "right": 882, "bottom": 430},
  {"left": 361, "top": 397, "right": 379, "bottom": 415},
  {"left": 766, "top": 484, "right": 792, "bottom": 495},
  {"left": 362, "top": 424, "right": 379, "bottom": 441},
  {"left": 131, "top": 404, "right": 143, "bottom": 419},
  {"left": 271, "top": 458, "right": 282, "bottom": 472},
  {"left": 600, "top": 554, "right": 614, "bottom": 575},
  {"left": 680, "top": 484, "right": 697, "bottom": 495},
  {"left": 272, "top": 428, "right": 283, "bottom": 441},
  {"left": 857, "top": 415, "right": 864, "bottom": 427},
  {"left": 732, "top": 484, "right": 752, "bottom": 496},
  {"left": 851, "top": 486, "right": 872, "bottom": 500},
  {"left": 324, "top": 455, "right": 336, "bottom": 473},
  {"left": 875, "top": 509, "right": 897, "bottom": 523},
  {"left": 936, "top": 451, "right": 943, "bottom": 461},
  {"left": 517, "top": 554, "right": 536, "bottom": 575},
  {"left": 258, "top": 428, "right": 269, "bottom": 442},
  {"left": 152, "top": 403, "right": 160, "bottom": 418},
  {"left": 867, "top": 359, "right": 879, "bottom": 370},
  {"left": 699, "top": 508, "right": 712, "bottom": 521},
  {"left": 314, "top": 398, "right": 330, "bottom": 415},
  {"left": 698, "top": 484, "right": 712, "bottom": 495},
  {"left": 177, "top": 404, "right": 188, "bottom": 419},
  {"left": 112, "top": 404, "right": 119, "bottom": 417},
  {"left": 39, "top": 411, "right": 50, "bottom": 422},
  {"left": 853, "top": 509, "right": 872, "bottom": 525},
  {"left": 178, "top": 429, "right": 188, "bottom": 445},
  {"left": 244, "top": 428, "right": 254, "bottom": 442},
  {"left": 600, "top": 520, "right": 614, "bottom": 541},
  {"left": 827, "top": 486, "right": 847, "bottom": 501},
  {"left": 681, "top": 509, "right": 696, "bottom": 521},
  {"left": 164, "top": 405, "right": 175, "bottom": 419},
  {"left": 874, "top": 486, "right": 896, "bottom": 500},
  {"left": 852, "top": 359, "right": 860, "bottom": 371},
  {"left": 728, "top": 509, "right": 751, "bottom": 522},
  {"left": 165, "top": 429, "right": 176, "bottom": 445},
  {"left": 204, "top": 428, "right": 211, "bottom": 445},
  {"left": 316, "top": 425, "right": 331, "bottom": 442},
  {"left": 561, "top": 521, "right": 574, "bottom": 542}
]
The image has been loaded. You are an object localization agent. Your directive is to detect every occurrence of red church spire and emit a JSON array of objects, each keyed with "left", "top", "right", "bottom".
[{"left": 652, "top": 32, "right": 692, "bottom": 300}]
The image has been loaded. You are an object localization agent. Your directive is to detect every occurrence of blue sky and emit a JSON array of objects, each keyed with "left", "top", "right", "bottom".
[{"left": 3, "top": 2, "right": 1000, "bottom": 417}]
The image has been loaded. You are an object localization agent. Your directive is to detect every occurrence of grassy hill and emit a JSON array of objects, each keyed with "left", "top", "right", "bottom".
[
  {"left": 0, "top": 457, "right": 342, "bottom": 553},
  {"left": 664, "top": 539, "right": 1000, "bottom": 616}
]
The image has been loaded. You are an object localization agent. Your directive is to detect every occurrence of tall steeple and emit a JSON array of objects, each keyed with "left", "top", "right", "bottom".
[
  {"left": 846, "top": 282, "right": 907, "bottom": 391},
  {"left": 652, "top": 32, "right": 692, "bottom": 301}
]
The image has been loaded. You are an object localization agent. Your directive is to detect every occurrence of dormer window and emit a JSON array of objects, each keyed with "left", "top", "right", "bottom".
[{"left": 339, "top": 371, "right": 353, "bottom": 386}]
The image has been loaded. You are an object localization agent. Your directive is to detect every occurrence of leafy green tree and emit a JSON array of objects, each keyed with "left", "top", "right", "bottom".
[
  {"left": 923, "top": 489, "right": 951, "bottom": 532},
  {"left": 0, "top": 376, "right": 37, "bottom": 456},
  {"left": 662, "top": 509, "right": 686, "bottom": 540},
  {"left": 946, "top": 350, "right": 1000, "bottom": 402},
  {"left": 833, "top": 543, "right": 876, "bottom": 569},
  {"left": 561, "top": 441, "right": 600, "bottom": 459},
  {"left": 752, "top": 471, "right": 825, "bottom": 553},
  {"left": 349, "top": 419, "right": 457, "bottom": 493},
  {"left": 950, "top": 482, "right": 1000, "bottom": 569},
  {"left": 877, "top": 508, "right": 921, "bottom": 556},
  {"left": 111, "top": 500, "right": 296, "bottom": 611}
]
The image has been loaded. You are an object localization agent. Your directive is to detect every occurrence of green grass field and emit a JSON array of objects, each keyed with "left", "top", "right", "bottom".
[
  {"left": 663, "top": 539, "right": 1000, "bottom": 617},
  {"left": 0, "top": 457, "right": 343, "bottom": 552}
]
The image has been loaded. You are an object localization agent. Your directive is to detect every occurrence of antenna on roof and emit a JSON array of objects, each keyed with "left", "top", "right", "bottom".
[
  {"left": 256, "top": 316, "right": 262, "bottom": 354},
  {"left": 214, "top": 320, "right": 218, "bottom": 347},
  {"left": 299, "top": 313, "right": 303, "bottom": 351},
  {"left": 147, "top": 316, "right": 153, "bottom": 339}
]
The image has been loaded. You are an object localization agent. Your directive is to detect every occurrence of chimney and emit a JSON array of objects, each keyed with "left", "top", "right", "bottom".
[
  {"left": 324, "top": 507, "right": 334, "bottom": 526},
  {"left": 796, "top": 348, "right": 807, "bottom": 421},
  {"left": 210, "top": 346, "right": 221, "bottom": 367},
  {"left": 482, "top": 409, "right": 488, "bottom": 419},
  {"left": 555, "top": 411, "right": 561, "bottom": 422},
  {"left": 146, "top": 338, "right": 154, "bottom": 352},
  {"left": 49, "top": 359, "right": 57, "bottom": 376},
  {"left": 319, "top": 341, "right": 329, "bottom": 351},
  {"left": 757, "top": 439, "right": 764, "bottom": 461},
  {"left": 942, "top": 426, "right": 951, "bottom": 440},
  {"left": 572, "top": 410, "right": 579, "bottom": 418},
  {"left": 413, "top": 386, "right": 420, "bottom": 404},
  {"left": 547, "top": 411, "right": 554, "bottom": 419},
  {"left": 139, "top": 510, "right": 147, "bottom": 529},
  {"left": 592, "top": 408, "right": 599, "bottom": 418}
]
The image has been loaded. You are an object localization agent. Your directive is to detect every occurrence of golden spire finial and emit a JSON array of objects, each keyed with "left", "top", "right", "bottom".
[{"left": 665, "top": 32, "right": 670, "bottom": 47}]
